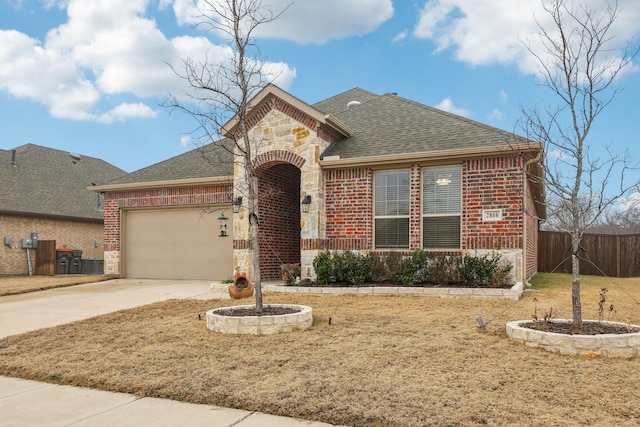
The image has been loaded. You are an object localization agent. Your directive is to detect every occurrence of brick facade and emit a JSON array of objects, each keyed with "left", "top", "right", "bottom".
[
  {"left": 257, "top": 163, "right": 301, "bottom": 280},
  {"left": 102, "top": 184, "right": 232, "bottom": 275},
  {"left": 317, "top": 155, "right": 537, "bottom": 282},
  {"left": 462, "top": 156, "right": 524, "bottom": 251},
  {"left": 1, "top": 215, "right": 103, "bottom": 275}
]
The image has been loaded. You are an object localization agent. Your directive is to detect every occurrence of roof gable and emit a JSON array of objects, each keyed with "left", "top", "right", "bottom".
[{"left": 220, "top": 83, "right": 352, "bottom": 140}]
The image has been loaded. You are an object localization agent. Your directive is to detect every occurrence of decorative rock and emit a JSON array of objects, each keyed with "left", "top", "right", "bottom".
[{"left": 506, "top": 320, "right": 640, "bottom": 359}]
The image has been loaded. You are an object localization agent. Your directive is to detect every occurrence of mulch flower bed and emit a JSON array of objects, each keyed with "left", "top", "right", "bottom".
[
  {"left": 522, "top": 320, "right": 640, "bottom": 335},
  {"left": 215, "top": 306, "right": 301, "bottom": 317}
]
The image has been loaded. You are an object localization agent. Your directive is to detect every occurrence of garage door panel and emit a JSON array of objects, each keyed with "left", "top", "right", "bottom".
[{"left": 124, "top": 208, "right": 232, "bottom": 280}]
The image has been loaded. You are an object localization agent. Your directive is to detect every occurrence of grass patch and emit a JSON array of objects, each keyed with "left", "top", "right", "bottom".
[
  {"left": 1, "top": 274, "right": 640, "bottom": 426},
  {"left": 0, "top": 275, "right": 115, "bottom": 296}
]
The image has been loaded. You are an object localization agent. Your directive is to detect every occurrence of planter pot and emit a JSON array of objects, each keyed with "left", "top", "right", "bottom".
[
  {"left": 228, "top": 283, "right": 254, "bottom": 299},
  {"left": 506, "top": 319, "right": 640, "bottom": 359},
  {"left": 228, "top": 272, "right": 254, "bottom": 299}
]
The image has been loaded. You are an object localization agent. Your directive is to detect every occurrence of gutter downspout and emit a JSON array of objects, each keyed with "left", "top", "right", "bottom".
[{"left": 522, "top": 150, "right": 543, "bottom": 286}]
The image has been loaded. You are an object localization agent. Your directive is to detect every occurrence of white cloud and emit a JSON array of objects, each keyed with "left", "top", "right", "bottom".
[
  {"left": 435, "top": 97, "right": 471, "bottom": 117},
  {"left": 96, "top": 103, "right": 159, "bottom": 123},
  {"left": 172, "top": 0, "right": 394, "bottom": 44},
  {"left": 0, "top": 0, "right": 297, "bottom": 122},
  {"left": 413, "top": 0, "right": 640, "bottom": 75},
  {"left": 180, "top": 135, "right": 191, "bottom": 148},
  {"left": 392, "top": 30, "right": 408, "bottom": 43},
  {"left": 499, "top": 89, "right": 508, "bottom": 102},
  {"left": 489, "top": 109, "right": 504, "bottom": 121}
]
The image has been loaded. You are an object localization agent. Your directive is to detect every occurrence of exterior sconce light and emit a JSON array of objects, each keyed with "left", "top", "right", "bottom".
[
  {"left": 232, "top": 196, "right": 242, "bottom": 213},
  {"left": 217, "top": 212, "right": 229, "bottom": 237},
  {"left": 301, "top": 195, "right": 312, "bottom": 213},
  {"left": 97, "top": 192, "right": 104, "bottom": 211}
]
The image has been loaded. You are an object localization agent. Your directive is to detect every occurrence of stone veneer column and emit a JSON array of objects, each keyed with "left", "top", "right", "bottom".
[{"left": 232, "top": 105, "right": 332, "bottom": 282}]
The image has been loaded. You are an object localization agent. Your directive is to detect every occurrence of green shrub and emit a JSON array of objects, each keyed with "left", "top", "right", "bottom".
[
  {"left": 458, "top": 253, "right": 512, "bottom": 287},
  {"left": 312, "top": 250, "right": 512, "bottom": 287},
  {"left": 313, "top": 251, "right": 335, "bottom": 285},
  {"left": 339, "top": 251, "right": 372, "bottom": 286}
]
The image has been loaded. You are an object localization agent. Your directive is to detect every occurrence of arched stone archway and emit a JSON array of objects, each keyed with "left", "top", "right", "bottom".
[{"left": 256, "top": 163, "right": 302, "bottom": 280}]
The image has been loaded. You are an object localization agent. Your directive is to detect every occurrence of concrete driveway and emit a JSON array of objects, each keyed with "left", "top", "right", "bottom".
[
  {"left": 0, "top": 279, "right": 342, "bottom": 427},
  {"left": 0, "top": 278, "right": 226, "bottom": 339}
]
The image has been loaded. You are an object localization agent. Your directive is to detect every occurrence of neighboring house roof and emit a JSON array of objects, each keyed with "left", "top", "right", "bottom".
[{"left": 0, "top": 144, "right": 126, "bottom": 221}]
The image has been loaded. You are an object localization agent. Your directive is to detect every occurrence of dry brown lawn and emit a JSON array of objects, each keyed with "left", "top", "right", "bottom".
[
  {"left": 0, "top": 275, "right": 114, "bottom": 296},
  {"left": 1, "top": 273, "right": 640, "bottom": 426}
]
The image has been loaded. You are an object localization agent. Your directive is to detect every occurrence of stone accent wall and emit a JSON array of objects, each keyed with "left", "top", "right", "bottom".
[
  {"left": 0, "top": 214, "right": 103, "bottom": 275},
  {"left": 102, "top": 184, "right": 231, "bottom": 276},
  {"left": 233, "top": 103, "right": 335, "bottom": 281}
]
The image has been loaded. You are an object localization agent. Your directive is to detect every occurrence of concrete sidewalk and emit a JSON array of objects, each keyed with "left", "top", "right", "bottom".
[{"left": 0, "top": 279, "right": 342, "bottom": 427}]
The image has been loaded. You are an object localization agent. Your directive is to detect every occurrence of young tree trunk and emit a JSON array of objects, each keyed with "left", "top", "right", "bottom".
[{"left": 570, "top": 249, "right": 582, "bottom": 330}]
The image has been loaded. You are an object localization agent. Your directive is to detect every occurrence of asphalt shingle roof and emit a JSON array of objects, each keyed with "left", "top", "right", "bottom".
[
  {"left": 320, "top": 92, "right": 519, "bottom": 159},
  {"left": 104, "top": 87, "right": 527, "bottom": 184},
  {"left": 0, "top": 144, "right": 126, "bottom": 221},
  {"left": 103, "top": 139, "right": 234, "bottom": 185}
]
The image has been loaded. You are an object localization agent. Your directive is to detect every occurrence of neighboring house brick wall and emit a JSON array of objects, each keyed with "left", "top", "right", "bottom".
[
  {"left": 102, "top": 184, "right": 231, "bottom": 276},
  {"left": 0, "top": 214, "right": 103, "bottom": 275}
]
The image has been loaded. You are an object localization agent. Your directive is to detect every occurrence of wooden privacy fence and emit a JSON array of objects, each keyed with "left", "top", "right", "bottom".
[{"left": 538, "top": 231, "right": 640, "bottom": 277}]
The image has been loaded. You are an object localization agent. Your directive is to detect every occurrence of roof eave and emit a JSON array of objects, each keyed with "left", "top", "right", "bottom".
[
  {"left": 319, "top": 144, "right": 542, "bottom": 169},
  {"left": 89, "top": 176, "right": 233, "bottom": 193},
  {"left": 0, "top": 210, "right": 104, "bottom": 223}
]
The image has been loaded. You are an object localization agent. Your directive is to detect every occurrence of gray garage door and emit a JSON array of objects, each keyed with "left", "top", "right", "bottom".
[{"left": 123, "top": 207, "right": 233, "bottom": 280}]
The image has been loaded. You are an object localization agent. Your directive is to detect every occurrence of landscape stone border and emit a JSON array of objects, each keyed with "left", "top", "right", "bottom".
[
  {"left": 206, "top": 304, "right": 313, "bottom": 335},
  {"left": 506, "top": 320, "right": 640, "bottom": 358},
  {"left": 262, "top": 282, "right": 523, "bottom": 300}
]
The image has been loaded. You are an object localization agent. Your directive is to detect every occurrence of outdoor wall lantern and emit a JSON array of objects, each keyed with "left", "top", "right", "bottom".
[
  {"left": 301, "top": 195, "right": 312, "bottom": 213},
  {"left": 232, "top": 196, "right": 243, "bottom": 213},
  {"left": 217, "top": 212, "right": 229, "bottom": 237}
]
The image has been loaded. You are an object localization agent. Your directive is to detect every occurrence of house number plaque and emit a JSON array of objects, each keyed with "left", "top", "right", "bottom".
[{"left": 482, "top": 209, "right": 503, "bottom": 221}]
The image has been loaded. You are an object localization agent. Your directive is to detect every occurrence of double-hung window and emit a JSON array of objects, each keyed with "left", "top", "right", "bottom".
[
  {"left": 374, "top": 170, "right": 410, "bottom": 249},
  {"left": 423, "top": 166, "right": 461, "bottom": 249}
]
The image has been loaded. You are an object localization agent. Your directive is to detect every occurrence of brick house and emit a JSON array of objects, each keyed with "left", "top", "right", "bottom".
[
  {"left": 92, "top": 85, "right": 545, "bottom": 282},
  {"left": 1, "top": 144, "right": 125, "bottom": 275}
]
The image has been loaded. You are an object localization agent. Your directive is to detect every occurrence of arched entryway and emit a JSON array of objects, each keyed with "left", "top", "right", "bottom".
[{"left": 257, "top": 163, "right": 302, "bottom": 280}]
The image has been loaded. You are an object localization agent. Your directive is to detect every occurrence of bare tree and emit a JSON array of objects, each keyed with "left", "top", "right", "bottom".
[
  {"left": 164, "top": 0, "right": 289, "bottom": 313},
  {"left": 520, "top": 0, "right": 639, "bottom": 329}
]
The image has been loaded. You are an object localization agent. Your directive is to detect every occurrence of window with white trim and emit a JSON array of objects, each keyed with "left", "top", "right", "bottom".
[
  {"left": 422, "top": 165, "right": 461, "bottom": 249},
  {"left": 374, "top": 170, "right": 410, "bottom": 249}
]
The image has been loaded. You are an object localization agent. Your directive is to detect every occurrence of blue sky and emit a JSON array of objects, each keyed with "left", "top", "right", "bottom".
[{"left": 1, "top": 0, "right": 638, "bottom": 190}]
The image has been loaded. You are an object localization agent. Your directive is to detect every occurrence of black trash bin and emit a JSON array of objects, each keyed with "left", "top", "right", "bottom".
[
  {"left": 69, "top": 249, "right": 83, "bottom": 274},
  {"left": 56, "top": 248, "right": 73, "bottom": 274}
]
